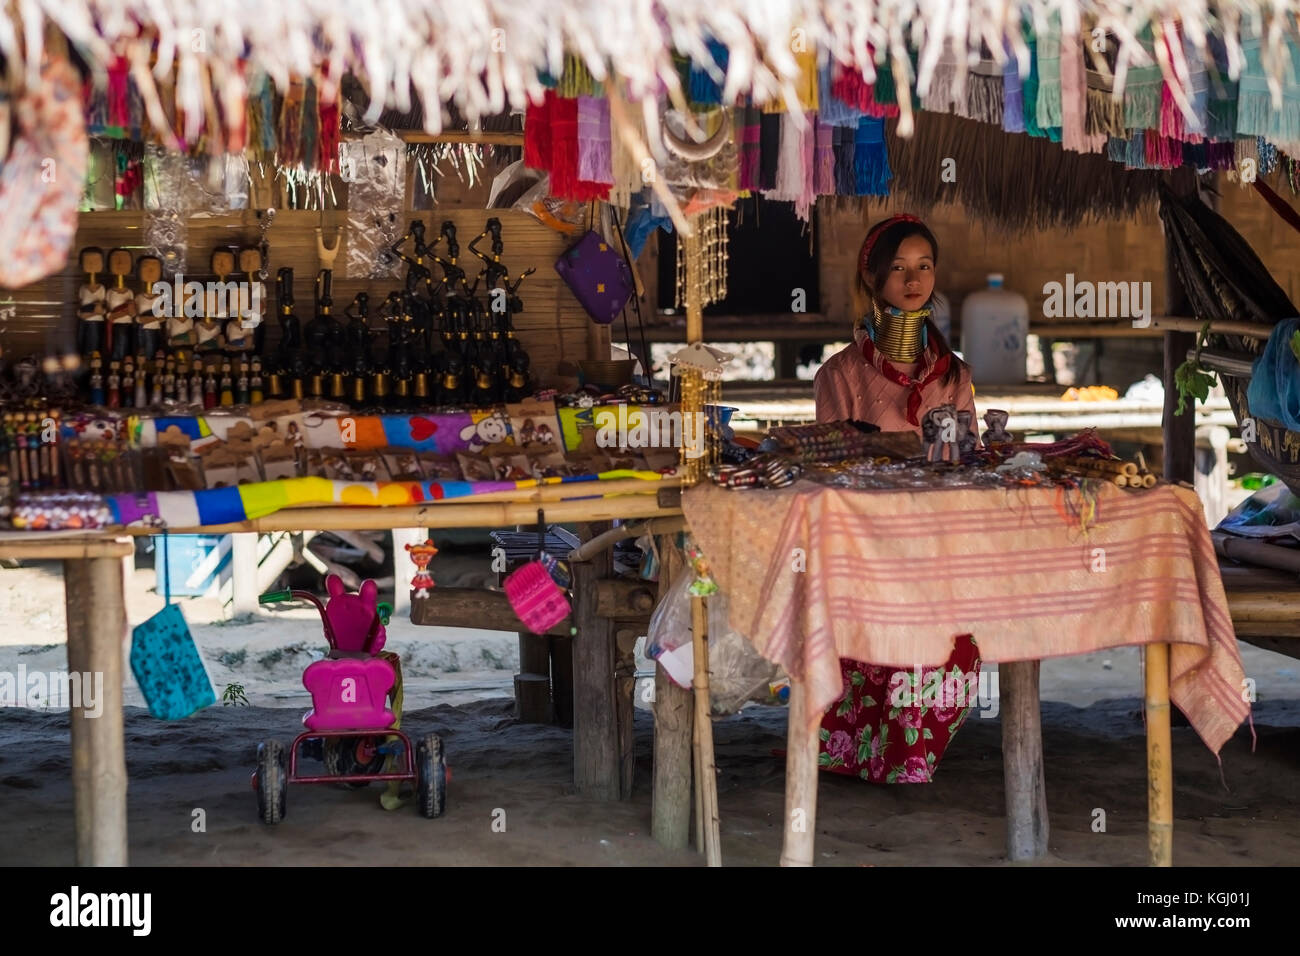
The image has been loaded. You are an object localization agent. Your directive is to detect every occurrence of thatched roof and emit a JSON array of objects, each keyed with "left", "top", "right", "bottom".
[{"left": 8, "top": 1, "right": 1300, "bottom": 134}]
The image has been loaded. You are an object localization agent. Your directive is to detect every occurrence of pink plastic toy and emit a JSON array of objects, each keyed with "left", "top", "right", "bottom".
[{"left": 251, "top": 574, "right": 447, "bottom": 823}]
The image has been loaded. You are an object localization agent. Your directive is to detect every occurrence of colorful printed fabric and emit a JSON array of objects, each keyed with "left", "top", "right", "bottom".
[
  {"left": 820, "top": 636, "right": 981, "bottom": 783},
  {"left": 682, "top": 480, "right": 1249, "bottom": 758},
  {"left": 108, "top": 470, "right": 672, "bottom": 528},
  {"left": 0, "top": 58, "right": 88, "bottom": 288}
]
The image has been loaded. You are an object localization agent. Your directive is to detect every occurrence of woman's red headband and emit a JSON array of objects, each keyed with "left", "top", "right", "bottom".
[{"left": 858, "top": 214, "right": 925, "bottom": 279}]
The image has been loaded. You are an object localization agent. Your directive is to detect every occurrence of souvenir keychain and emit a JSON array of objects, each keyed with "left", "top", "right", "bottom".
[{"left": 683, "top": 537, "right": 718, "bottom": 597}]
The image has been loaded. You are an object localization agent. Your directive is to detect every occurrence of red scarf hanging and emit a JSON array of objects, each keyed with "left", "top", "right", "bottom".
[{"left": 860, "top": 337, "right": 952, "bottom": 426}]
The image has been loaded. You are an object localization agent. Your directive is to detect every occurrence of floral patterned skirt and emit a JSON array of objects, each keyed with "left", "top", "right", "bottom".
[{"left": 818, "top": 635, "right": 982, "bottom": 784}]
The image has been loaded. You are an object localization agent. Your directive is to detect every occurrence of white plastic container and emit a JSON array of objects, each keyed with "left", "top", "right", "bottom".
[
  {"left": 960, "top": 274, "right": 1028, "bottom": 385},
  {"left": 930, "top": 291, "right": 952, "bottom": 343}
]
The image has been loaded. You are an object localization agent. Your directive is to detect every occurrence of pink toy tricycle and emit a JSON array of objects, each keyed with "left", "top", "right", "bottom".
[{"left": 251, "top": 575, "right": 447, "bottom": 822}]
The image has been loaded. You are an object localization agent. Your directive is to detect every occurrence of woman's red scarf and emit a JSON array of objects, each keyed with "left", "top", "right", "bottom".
[{"left": 859, "top": 337, "right": 951, "bottom": 426}]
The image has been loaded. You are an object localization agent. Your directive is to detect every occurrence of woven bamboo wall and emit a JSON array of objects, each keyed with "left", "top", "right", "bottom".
[
  {"left": 817, "top": 173, "right": 1300, "bottom": 331},
  {"left": 0, "top": 166, "right": 607, "bottom": 385}
]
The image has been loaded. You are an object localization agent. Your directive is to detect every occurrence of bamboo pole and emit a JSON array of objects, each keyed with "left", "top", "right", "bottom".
[
  {"left": 691, "top": 595, "right": 721, "bottom": 866},
  {"left": 125, "top": 495, "right": 680, "bottom": 535},
  {"left": 1001, "top": 661, "right": 1050, "bottom": 861},
  {"left": 780, "top": 678, "right": 818, "bottom": 866},
  {"left": 1144, "top": 641, "right": 1174, "bottom": 867},
  {"left": 64, "top": 556, "right": 129, "bottom": 866},
  {"left": 1152, "top": 316, "right": 1274, "bottom": 340},
  {"left": 0, "top": 537, "right": 134, "bottom": 560}
]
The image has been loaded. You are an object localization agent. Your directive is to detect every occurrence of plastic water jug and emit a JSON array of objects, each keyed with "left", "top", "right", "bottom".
[
  {"left": 960, "top": 274, "right": 1028, "bottom": 385},
  {"left": 931, "top": 292, "right": 953, "bottom": 342}
]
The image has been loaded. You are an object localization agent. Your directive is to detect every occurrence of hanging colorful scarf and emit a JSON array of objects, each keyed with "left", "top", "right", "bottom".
[
  {"left": 1144, "top": 130, "right": 1181, "bottom": 168},
  {"left": 317, "top": 87, "right": 339, "bottom": 174},
  {"left": 1122, "top": 33, "right": 1164, "bottom": 131},
  {"left": 300, "top": 79, "right": 320, "bottom": 171},
  {"left": 106, "top": 55, "right": 131, "bottom": 137},
  {"left": 1204, "top": 36, "right": 1238, "bottom": 141},
  {"left": 738, "top": 106, "right": 761, "bottom": 191},
  {"left": 547, "top": 94, "right": 608, "bottom": 201},
  {"left": 524, "top": 92, "right": 552, "bottom": 170},
  {"left": 770, "top": 112, "right": 811, "bottom": 218},
  {"left": 818, "top": 60, "right": 864, "bottom": 126},
  {"left": 859, "top": 335, "right": 952, "bottom": 427},
  {"left": 833, "top": 123, "right": 856, "bottom": 195},
  {"left": 278, "top": 79, "right": 304, "bottom": 167},
  {"left": 688, "top": 40, "right": 729, "bottom": 107},
  {"left": 1002, "top": 50, "right": 1025, "bottom": 133},
  {"left": 577, "top": 95, "right": 613, "bottom": 184},
  {"left": 1124, "top": 130, "right": 1148, "bottom": 168},
  {"left": 759, "top": 112, "right": 781, "bottom": 189},
  {"left": 1061, "top": 35, "right": 1102, "bottom": 153},
  {"left": 813, "top": 118, "right": 835, "bottom": 196},
  {"left": 920, "top": 49, "right": 959, "bottom": 114},
  {"left": 1236, "top": 35, "right": 1300, "bottom": 147},
  {"left": 794, "top": 50, "right": 819, "bottom": 111},
  {"left": 1035, "top": 16, "right": 1063, "bottom": 133},
  {"left": 1205, "top": 139, "right": 1236, "bottom": 170},
  {"left": 853, "top": 116, "right": 891, "bottom": 196},
  {"left": 557, "top": 54, "right": 602, "bottom": 99},
  {"left": 959, "top": 61, "right": 1004, "bottom": 126}
]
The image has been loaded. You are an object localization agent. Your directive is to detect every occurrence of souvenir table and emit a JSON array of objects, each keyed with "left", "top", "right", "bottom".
[{"left": 681, "top": 478, "right": 1247, "bottom": 867}]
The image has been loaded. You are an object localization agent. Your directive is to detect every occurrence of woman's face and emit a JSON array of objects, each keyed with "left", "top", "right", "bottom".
[{"left": 879, "top": 234, "right": 936, "bottom": 311}]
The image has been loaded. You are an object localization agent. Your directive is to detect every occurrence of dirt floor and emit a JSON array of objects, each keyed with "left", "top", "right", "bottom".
[{"left": 1, "top": 560, "right": 1298, "bottom": 866}]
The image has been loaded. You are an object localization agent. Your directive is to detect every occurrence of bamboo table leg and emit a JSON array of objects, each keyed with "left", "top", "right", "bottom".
[
  {"left": 63, "top": 556, "right": 129, "bottom": 866},
  {"left": 780, "top": 679, "right": 819, "bottom": 866},
  {"left": 690, "top": 596, "right": 721, "bottom": 866},
  {"left": 1001, "top": 660, "right": 1049, "bottom": 861},
  {"left": 1144, "top": 642, "right": 1174, "bottom": 867}
]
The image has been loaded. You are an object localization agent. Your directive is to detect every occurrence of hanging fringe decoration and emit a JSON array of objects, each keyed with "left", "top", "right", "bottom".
[
  {"left": 758, "top": 112, "right": 781, "bottom": 189},
  {"left": 278, "top": 79, "right": 305, "bottom": 167},
  {"left": 1235, "top": 36, "right": 1300, "bottom": 148},
  {"left": 813, "top": 118, "right": 835, "bottom": 195},
  {"left": 1145, "top": 130, "right": 1182, "bottom": 168},
  {"left": 577, "top": 95, "right": 613, "bottom": 184},
  {"left": 833, "top": 123, "right": 856, "bottom": 194},
  {"left": 1002, "top": 51, "right": 1025, "bottom": 133},
  {"left": 854, "top": 116, "right": 891, "bottom": 196},
  {"left": 737, "top": 106, "right": 760, "bottom": 191},
  {"left": 959, "top": 64, "right": 1003, "bottom": 126},
  {"left": 524, "top": 92, "right": 553, "bottom": 170},
  {"left": 247, "top": 72, "right": 277, "bottom": 161},
  {"left": 107, "top": 55, "right": 131, "bottom": 136},
  {"left": 318, "top": 91, "right": 340, "bottom": 174},
  {"left": 818, "top": 60, "right": 863, "bottom": 126},
  {"left": 557, "top": 53, "right": 603, "bottom": 99},
  {"left": 1061, "top": 37, "right": 1102, "bottom": 153},
  {"left": 1034, "top": 18, "right": 1062, "bottom": 133},
  {"left": 1123, "top": 63, "right": 1164, "bottom": 132},
  {"left": 920, "top": 50, "right": 958, "bottom": 114},
  {"left": 1086, "top": 83, "right": 1126, "bottom": 137},
  {"left": 1159, "top": 83, "right": 1186, "bottom": 141},
  {"left": 300, "top": 79, "right": 320, "bottom": 171}
]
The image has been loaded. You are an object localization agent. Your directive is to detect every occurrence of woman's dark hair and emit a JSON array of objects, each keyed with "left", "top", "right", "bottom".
[{"left": 854, "top": 217, "right": 965, "bottom": 385}]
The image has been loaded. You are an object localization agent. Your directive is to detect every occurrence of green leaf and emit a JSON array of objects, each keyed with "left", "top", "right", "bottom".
[
  {"left": 926, "top": 751, "right": 937, "bottom": 764},
  {"left": 849, "top": 671, "right": 865, "bottom": 686},
  {"left": 923, "top": 727, "right": 934, "bottom": 740},
  {"left": 860, "top": 694, "right": 877, "bottom": 708},
  {"left": 858, "top": 739, "right": 873, "bottom": 764},
  {"left": 819, "top": 728, "right": 831, "bottom": 742},
  {"left": 836, "top": 697, "right": 855, "bottom": 717},
  {"left": 818, "top": 753, "right": 831, "bottom": 767},
  {"left": 1174, "top": 357, "right": 1217, "bottom": 416},
  {"left": 904, "top": 726, "right": 919, "bottom": 746}
]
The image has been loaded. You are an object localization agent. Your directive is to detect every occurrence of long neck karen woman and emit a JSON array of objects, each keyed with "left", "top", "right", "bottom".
[
  {"left": 814, "top": 215, "right": 978, "bottom": 445},
  {"left": 811, "top": 214, "right": 983, "bottom": 786}
]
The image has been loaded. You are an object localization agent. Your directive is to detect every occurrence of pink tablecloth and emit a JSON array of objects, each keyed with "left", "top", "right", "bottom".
[{"left": 682, "top": 480, "right": 1247, "bottom": 755}]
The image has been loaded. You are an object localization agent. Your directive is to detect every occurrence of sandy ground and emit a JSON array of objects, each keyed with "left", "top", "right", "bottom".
[{"left": 1, "top": 560, "right": 1298, "bottom": 866}]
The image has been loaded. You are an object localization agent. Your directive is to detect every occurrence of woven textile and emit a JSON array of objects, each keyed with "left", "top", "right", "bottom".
[{"left": 682, "top": 481, "right": 1248, "bottom": 756}]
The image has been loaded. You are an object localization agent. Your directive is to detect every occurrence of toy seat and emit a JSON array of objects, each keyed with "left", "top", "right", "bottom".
[
  {"left": 302, "top": 657, "right": 396, "bottom": 731},
  {"left": 324, "top": 577, "right": 387, "bottom": 654}
]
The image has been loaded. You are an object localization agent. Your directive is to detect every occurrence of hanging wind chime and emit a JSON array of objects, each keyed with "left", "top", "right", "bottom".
[{"left": 675, "top": 205, "right": 729, "bottom": 310}]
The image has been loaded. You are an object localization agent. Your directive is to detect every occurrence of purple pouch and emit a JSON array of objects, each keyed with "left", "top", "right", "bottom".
[{"left": 554, "top": 230, "right": 634, "bottom": 324}]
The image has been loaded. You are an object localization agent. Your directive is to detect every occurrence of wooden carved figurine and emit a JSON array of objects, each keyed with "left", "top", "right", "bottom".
[
  {"left": 77, "top": 247, "right": 108, "bottom": 357},
  {"left": 106, "top": 248, "right": 136, "bottom": 363},
  {"left": 237, "top": 246, "right": 266, "bottom": 356},
  {"left": 196, "top": 249, "right": 233, "bottom": 354},
  {"left": 135, "top": 256, "right": 166, "bottom": 360}
]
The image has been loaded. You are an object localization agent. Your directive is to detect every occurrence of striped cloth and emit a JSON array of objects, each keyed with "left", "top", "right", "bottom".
[{"left": 682, "top": 480, "right": 1247, "bottom": 755}]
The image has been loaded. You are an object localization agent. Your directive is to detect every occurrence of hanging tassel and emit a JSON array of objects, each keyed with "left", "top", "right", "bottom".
[
  {"left": 1021, "top": 30, "right": 1048, "bottom": 139},
  {"left": 300, "top": 79, "right": 320, "bottom": 172},
  {"left": 1002, "top": 53, "right": 1025, "bottom": 133},
  {"left": 797, "top": 113, "right": 816, "bottom": 221},
  {"left": 832, "top": 63, "right": 872, "bottom": 111},
  {"left": 738, "top": 106, "right": 760, "bottom": 191},
  {"left": 833, "top": 124, "right": 856, "bottom": 195},
  {"left": 1086, "top": 85, "right": 1125, "bottom": 137},
  {"left": 318, "top": 91, "right": 340, "bottom": 175},
  {"left": 107, "top": 55, "right": 131, "bottom": 137},
  {"left": 854, "top": 117, "right": 891, "bottom": 196},
  {"left": 1235, "top": 36, "right": 1300, "bottom": 146},
  {"left": 962, "top": 69, "right": 1004, "bottom": 126},
  {"left": 558, "top": 54, "right": 602, "bottom": 99},
  {"left": 813, "top": 118, "right": 835, "bottom": 195},
  {"left": 1206, "top": 140, "right": 1236, "bottom": 170},
  {"left": 1144, "top": 131, "right": 1181, "bottom": 168},
  {"left": 1061, "top": 36, "right": 1102, "bottom": 153},
  {"left": 1106, "top": 136, "right": 1128, "bottom": 164},
  {"left": 759, "top": 112, "right": 781, "bottom": 189},
  {"left": 795, "top": 50, "right": 819, "bottom": 111},
  {"left": 1159, "top": 84, "right": 1185, "bottom": 141},
  {"left": 278, "top": 80, "right": 304, "bottom": 167},
  {"left": 1125, "top": 130, "right": 1147, "bottom": 169},
  {"left": 1234, "top": 136, "right": 1259, "bottom": 172},
  {"left": 771, "top": 111, "right": 804, "bottom": 198},
  {"left": 1035, "top": 18, "right": 1062, "bottom": 133},
  {"left": 524, "top": 92, "right": 552, "bottom": 170},
  {"left": 1182, "top": 140, "right": 1208, "bottom": 171},
  {"left": 547, "top": 94, "right": 580, "bottom": 197},
  {"left": 1123, "top": 62, "right": 1164, "bottom": 132},
  {"left": 577, "top": 95, "right": 613, "bottom": 184},
  {"left": 920, "top": 54, "right": 957, "bottom": 114},
  {"left": 818, "top": 60, "right": 863, "bottom": 126}
]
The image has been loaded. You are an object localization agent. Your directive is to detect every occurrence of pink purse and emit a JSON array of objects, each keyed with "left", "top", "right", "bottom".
[{"left": 503, "top": 510, "right": 572, "bottom": 632}]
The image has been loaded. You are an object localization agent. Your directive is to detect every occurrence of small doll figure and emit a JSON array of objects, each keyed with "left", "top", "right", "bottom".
[
  {"left": 238, "top": 246, "right": 267, "bottom": 355},
  {"left": 105, "top": 248, "right": 136, "bottom": 363},
  {"left": 134, "top": 256, "right": 166, "bottom": 360},
  {"left": 196, "top": 248, "right": 234, "bottom": 353},
  {"left": 405, "top": 538, "right": 439, "bottom": 600},
  {"left": 77, "top": 247, "right": 108, "bottom": 357},
  {"left": 683, "top": 539, "right": 718, "bottom": 597}
]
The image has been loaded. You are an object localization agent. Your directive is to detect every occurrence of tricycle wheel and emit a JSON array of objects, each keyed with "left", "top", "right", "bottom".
[
  {"left": 256, "top": 740, "right": 287, "bottom": 824},
  {"left": 323, "top": 736, "right": 385, "bottom": 788},
  {"left": 416, "top": 734, "right": 447, "bottom": 819}
]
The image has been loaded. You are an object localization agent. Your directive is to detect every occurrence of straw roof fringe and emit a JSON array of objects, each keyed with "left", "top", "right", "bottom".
[
  {"left": 7, "top": 2, "right": 1300, "bottom": 136},
  {"left": 887, "top": 111, "right": 1198, "bottom": 232}
]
